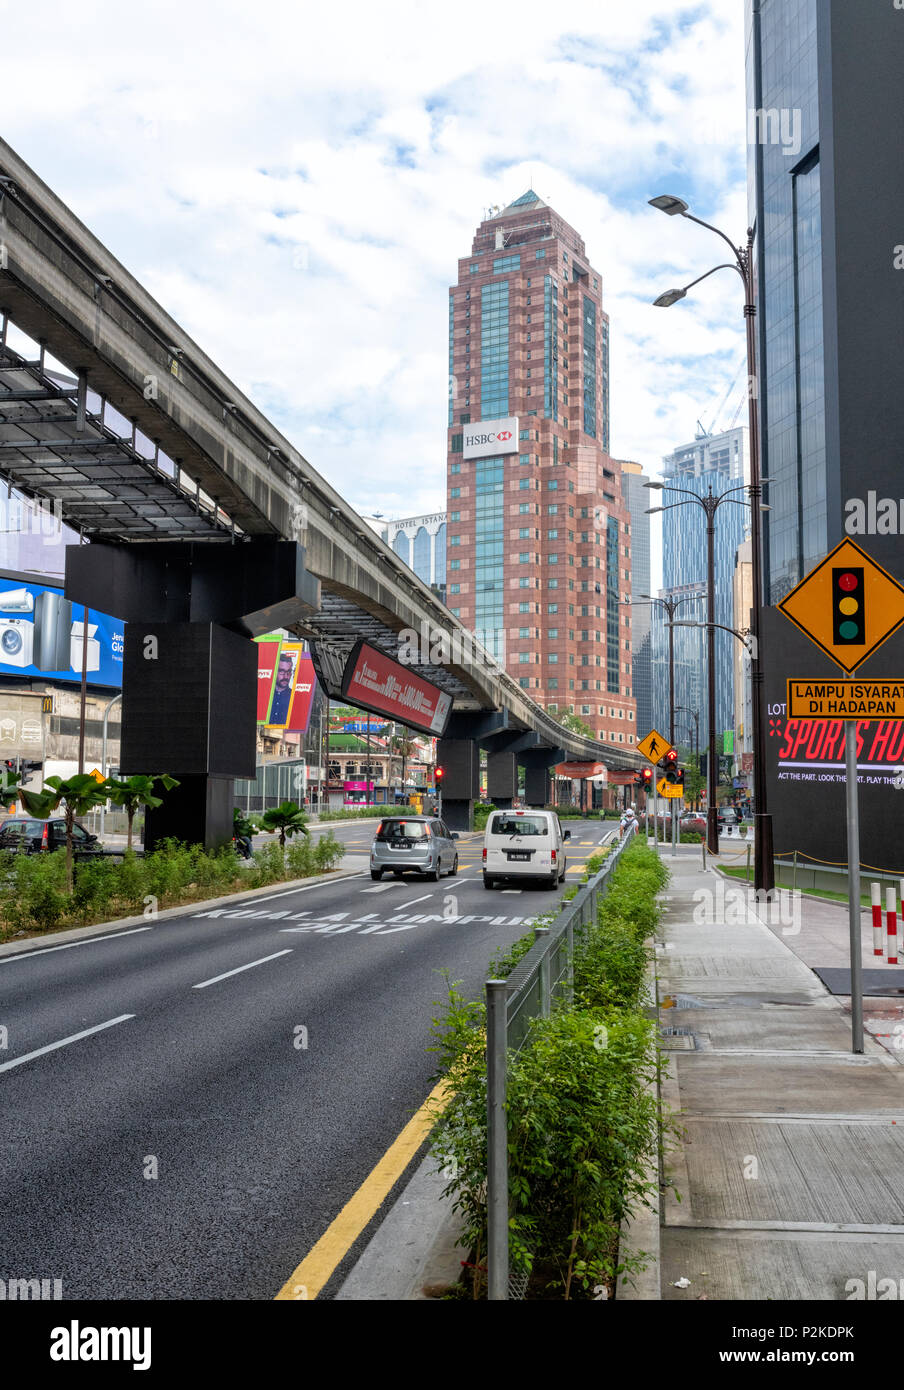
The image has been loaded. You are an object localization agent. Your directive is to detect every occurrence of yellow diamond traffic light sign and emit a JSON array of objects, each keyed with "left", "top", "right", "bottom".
[
  {"left": 637, "top": 729, "right": 673, "bottom": 765},
  {"left": 777, "top": 538, "right": 904, "bottom": 674}
]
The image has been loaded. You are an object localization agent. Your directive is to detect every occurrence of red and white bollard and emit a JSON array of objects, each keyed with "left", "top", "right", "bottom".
[
  {"left": 872, "top": 882, "right": 884, "bottom": 956},
  {"left": 886, "top": 885, "right": 899, "bottom": 966}
]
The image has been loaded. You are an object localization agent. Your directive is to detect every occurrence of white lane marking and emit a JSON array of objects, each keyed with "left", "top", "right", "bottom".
[
  {"left": 0, "top": 1015, "right": 135, "bottom": 1075},
  {"left": 360, "top": 881, "right": 409, "bottom": 894},
  {"left": 403, "top": 894, "right": 434, "bottom": 908},
  {"left": 192, "top": 949, "right": 293, "bottom": 990},
  {"left": 501, "top": 890, "right": 523, "bottom": 895},
  {"left": 0, "top": 927, "right": 151, "bottom": 966}
]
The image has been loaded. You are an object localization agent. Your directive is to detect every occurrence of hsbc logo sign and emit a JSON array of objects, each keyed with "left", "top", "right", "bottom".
[{"left": 462, "top": 416, "right": 520, "bottom": 460}]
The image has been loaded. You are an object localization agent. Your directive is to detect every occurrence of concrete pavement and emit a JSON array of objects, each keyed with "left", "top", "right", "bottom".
[{"left": 655, "top": 852, "right": 904, "bottom": 1301}]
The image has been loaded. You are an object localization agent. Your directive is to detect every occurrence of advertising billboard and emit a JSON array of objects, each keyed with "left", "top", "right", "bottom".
[
  {"left": 0, "top": 572, "right": 123, "bottom": 688},
  {"left": 340, "top": 640, "right": 452, "bottom": 737},
  {"left": 462, "top": 416, "right": 520, "bottom": 460},
  {"left": 762, "top": 606, "right": 904, "bottom": 874},
  {"left": 255, "top": 636, "right": 317, "bottom": 732}
]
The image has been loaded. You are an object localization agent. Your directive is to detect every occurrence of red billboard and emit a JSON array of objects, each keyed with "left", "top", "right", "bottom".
[{"left": 340, "top": 640, "right": 452, "bottom": 737}]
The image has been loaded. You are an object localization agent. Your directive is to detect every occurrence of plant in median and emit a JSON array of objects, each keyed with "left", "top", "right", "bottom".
[
  {"left": 106, "top": 774, "right": 180, "bottom": 851},
  {"left": 261, "top": 799, "right": 308, "bottom": 849},
  {"left": 20, "top": 773, "right": 112, "bottom": 890}
]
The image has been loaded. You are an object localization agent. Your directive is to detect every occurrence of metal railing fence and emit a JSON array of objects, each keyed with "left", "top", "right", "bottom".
[{"left": 485, "top": 827, "right": 634, "bottom": 1299}]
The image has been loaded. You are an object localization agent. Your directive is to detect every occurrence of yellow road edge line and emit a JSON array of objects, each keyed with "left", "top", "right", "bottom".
[{"left": 274, "top": 1076, "right": 453, "bottom": 1301}]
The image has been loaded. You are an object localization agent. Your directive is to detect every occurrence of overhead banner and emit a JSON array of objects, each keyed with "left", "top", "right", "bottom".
[
  {"left": 554, "top": 762, "right": 608, "bottom": 781},
  {"left": 255, "top": 636, "right": 317, "bottom": 732},
  {"left": 0, "top": 572, "right": 123, "bottom": 688},
  {"left": 340, "top": 639, "right": 452, "bottom": 737}
]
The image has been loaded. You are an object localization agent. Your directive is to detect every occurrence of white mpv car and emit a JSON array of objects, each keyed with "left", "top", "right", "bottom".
[{"left": 482, "top": 808, "right": 570, "bottom": 890}]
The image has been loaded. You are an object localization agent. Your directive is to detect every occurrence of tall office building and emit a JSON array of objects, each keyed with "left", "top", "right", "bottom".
[
  {"left": 445, "top": 192, "right": 637, "bottom": 749},
  {"left": 653, "top": 426, "right": 749, "bottom": 747},
  {"left": 746, "top": 0, "right": 904, "bottom": 872},
  {"left": 747, "top": 0, "right": 904, "bottom": 593},
  {"left": 617, "top": 461, "right": 652, "bottom": 738},
  {"left": 363, "top": 512, "right": 446, "bottom": 602}
]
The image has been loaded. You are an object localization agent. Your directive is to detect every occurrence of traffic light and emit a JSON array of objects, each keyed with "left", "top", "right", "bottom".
[
  {"left": 833, "top": 567, "right": 865, "bottom": 645},
  {"left": 642, "top": 767, "right": 653, "bottom": 788},
  {"left": 664, "top": 750, "right": 683, "bottom": 787},
  {"left": 435, "top": 766, "right": 445, "bottom": 783}
]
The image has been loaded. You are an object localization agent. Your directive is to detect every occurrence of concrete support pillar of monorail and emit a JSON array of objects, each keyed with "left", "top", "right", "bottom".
[
  {"left": 65, "top": 538, "right": 319, "bottom": 850},
  {"left": 486, "top": 749, "right": 517, "bottom": 810},
  {"left": 436, "top": 736, "right": 479, "bottom": 831},
  {"left": 524, "top": 765, "right": 551, "bottom": 809}
]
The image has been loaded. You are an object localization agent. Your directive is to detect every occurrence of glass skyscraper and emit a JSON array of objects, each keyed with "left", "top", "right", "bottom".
[
  {"left": 746, "top": 0, "right": 826, "bottom": 603},
  {"left": 653, "top": 427, "right": 749, "bottom": 749}
]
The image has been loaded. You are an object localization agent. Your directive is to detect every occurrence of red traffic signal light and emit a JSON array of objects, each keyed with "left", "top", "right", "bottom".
[
  {"left": 641, "top": 767, "right": 653, "bottom": 784},
  {"left": 833, "top": 567, "right": 865, "bottom": 645},
  {"left": 435, "top": 766, "right": 445, "bottom": 781},
  {"left": 664, "top": 748, "right": 678, "bottom": 767}
]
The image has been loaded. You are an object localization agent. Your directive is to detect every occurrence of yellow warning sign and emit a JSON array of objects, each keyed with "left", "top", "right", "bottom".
[
  {"left": 87, "top": 768, "right": 105, "bottom": 783},
  {"left": 656, "top": 778, "right": 683, "bottom": 800},
  {"left": 638, "top": 729, "right": 673, "bottom": 765},
  {"left": 778, "top": 538, "right": 904, "bottom": 673},
  {"left": 787, "top": 679, "right": 904, "bottom": 719}
]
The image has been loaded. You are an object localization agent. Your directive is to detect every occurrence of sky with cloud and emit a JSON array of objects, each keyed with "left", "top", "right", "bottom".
[{"left": 0, "top": 0, "right": 750, "bottom": 582}]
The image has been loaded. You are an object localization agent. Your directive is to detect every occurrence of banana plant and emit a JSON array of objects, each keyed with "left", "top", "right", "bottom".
[
  {"left": 20, "top": 773, "right": 112, "bottom": 890},
  {"left": 105, "top": 774, "right": 180, "bottom": 852}
]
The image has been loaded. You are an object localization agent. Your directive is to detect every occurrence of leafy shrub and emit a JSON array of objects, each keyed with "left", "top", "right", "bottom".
[
  {"left": 314, "top": 831, "right": 345, "bottom": 873},
  {"left": 505, "top": 1007, "right": 659, "bottom": 1296},
  {"left": 286, "top": 836, "right": 315, "bottom": 878},
  {"left": 429, "top": 837, "right": 668, "bottom": 1299},
  {"left": 316, "top": 806, "right": 387, "bottom": 822},
  {"left": 4, "top": 851, "right": 69, "bottom": 933},
  {"left": 71, "top": 857, "right": 119, "bottom": 921}
]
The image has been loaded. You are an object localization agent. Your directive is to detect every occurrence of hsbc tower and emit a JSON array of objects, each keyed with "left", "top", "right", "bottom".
[{"left": 445, "top": 192, "right": 637, "bottom": 755}]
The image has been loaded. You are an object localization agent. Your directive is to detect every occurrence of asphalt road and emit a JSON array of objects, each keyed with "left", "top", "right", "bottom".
[{"left": 0, "top": 818, "right": 616, "bottom": 1300}]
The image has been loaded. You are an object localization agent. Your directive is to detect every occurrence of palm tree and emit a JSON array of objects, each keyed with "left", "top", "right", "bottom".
[
  {"left": 106, "top": 774, "right": 180, "bottom": 851},
  {"left": 20, "top": 773, "right": 111, "bottom": 890},
  {"left": 261, "top": 800, "right": 308, "bottom": 849}
]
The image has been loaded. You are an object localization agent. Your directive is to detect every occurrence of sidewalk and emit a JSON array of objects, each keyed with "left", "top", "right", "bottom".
[{"left": 655, "top": 851, "right": 904, "bottom": 1301}]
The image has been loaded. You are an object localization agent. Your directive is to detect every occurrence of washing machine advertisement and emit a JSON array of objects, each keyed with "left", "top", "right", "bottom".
[{"left": 0, "top": 573, "right": 123, "bottom": 687}]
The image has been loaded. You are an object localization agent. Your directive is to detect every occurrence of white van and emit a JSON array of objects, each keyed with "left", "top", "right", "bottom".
[{"left": 482, "top": 808, "right": 570, "bottom": 890}]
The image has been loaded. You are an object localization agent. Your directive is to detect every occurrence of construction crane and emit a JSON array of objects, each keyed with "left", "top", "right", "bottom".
[{"left": 697, "top": 358, "right": 747, "bottom": 437}]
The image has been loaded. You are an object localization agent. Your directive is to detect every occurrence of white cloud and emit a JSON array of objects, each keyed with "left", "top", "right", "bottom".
[{"left": 0, "top": 0, "right": 750, "bottom": 554}]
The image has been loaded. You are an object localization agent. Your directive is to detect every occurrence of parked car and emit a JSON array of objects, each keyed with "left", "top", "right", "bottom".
[
  {"left": 0, "top": 817, "right": 103, "bottom": 858},
  {"left": 717, "top": 806, "right": 740, "bottom": 828},
  {"left": 370, "top": 815, "right": 458, "bottom": 881},
  {"left": 679, "top": 811, "right": 707, "bottom": 835},
  {"left": 483, "top": 808, "right": 570, "bottom": 890}
]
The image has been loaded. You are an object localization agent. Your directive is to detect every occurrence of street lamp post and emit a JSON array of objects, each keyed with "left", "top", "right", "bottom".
[
  {"left": 675, "top": 704, "right": 700, "bottom": 804},
  {"left": 649, "top": 194, "right": 774, "bottom": 894},
  {"left": 626, "top": 590, "right": 704, "bottom": 852},
  {"left": 647, "top": 482, "right": 756, "bottom": 856}
]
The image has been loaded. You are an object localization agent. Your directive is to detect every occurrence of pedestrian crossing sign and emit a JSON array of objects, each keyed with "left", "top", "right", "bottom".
[{"left": 638, "top": 729, "right": 673, "bottom": 765}]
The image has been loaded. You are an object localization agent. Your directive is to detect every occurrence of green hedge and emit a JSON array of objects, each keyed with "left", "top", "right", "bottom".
[
  {"left": 0, "top": 832, "right": 346, "bottom": 941},
  {"left": 429, "top": 838, "right": 667, "bottom": 1299}
]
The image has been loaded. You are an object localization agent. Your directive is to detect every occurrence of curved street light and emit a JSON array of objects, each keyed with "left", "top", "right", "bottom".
[{"left": 648, "top": 194, "right": 774, "bottom": 894}]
